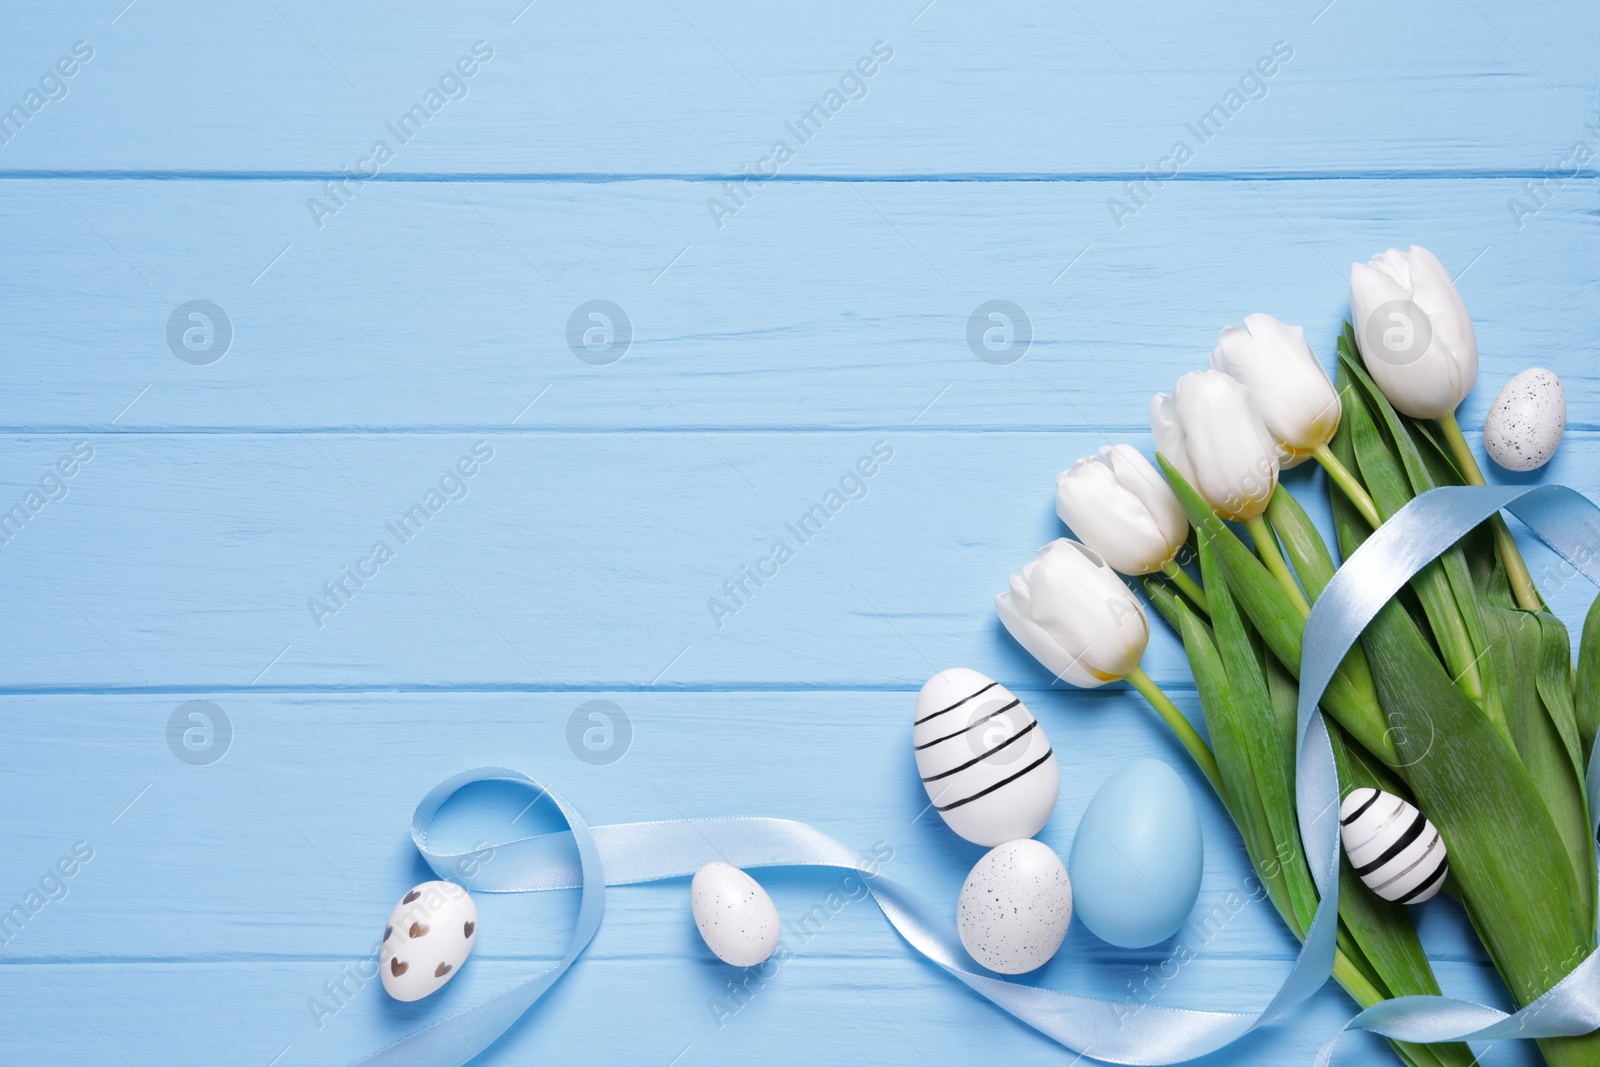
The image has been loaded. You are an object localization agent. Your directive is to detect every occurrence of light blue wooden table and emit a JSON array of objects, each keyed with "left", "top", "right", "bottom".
[{"left": 2, "top": 2, "right": 1595, "bottom": 1063}]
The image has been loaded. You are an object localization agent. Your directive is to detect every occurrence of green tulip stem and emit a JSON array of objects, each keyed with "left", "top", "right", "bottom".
[
  {"left": 1438, "top": 412, "right": 1543, "bottom": 613},
  {"left": 1124, "top": 665, "right": 1226, "bottom": 801},
  {"left": 1159, "top": 558, "right": 1209, "bottom": 614},
  {"left": 1312, "top": 443, "right": 1383, "bottom": 530},
  {"left": 1244, "top": 514, "right": 1313, "bottom": 618}
]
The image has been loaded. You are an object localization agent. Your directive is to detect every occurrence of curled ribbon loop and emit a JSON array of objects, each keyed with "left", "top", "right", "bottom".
[{"left": 356, "top": 485, "right": 1600, "bottom": 1067}]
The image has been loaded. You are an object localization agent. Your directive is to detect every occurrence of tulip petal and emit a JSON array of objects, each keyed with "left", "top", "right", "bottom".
[
  {"left": 1209, "top": 313, "right": 1339, "bottom": 465},
  {"left": 995, "top": 590, "right": 1101, "bottom": 688},
  {"left": 1171, "top": 371, "right": 1279, "bottom": 520},
  {"left": 1350, "top": 247, "right": 1478, "bottom": 419},
  {"left": 996, "top": 540, "right": 1149, "bottom": 688},
  {"left": 1105, "top": 444, "right": 1188, "bottom": 555},
  {"left": 1056, "top": 448, "right": 1181, "bottom": 575},
  {"left": 1027, "top": 540, "right": 1149, "bottom": 680},
  {"left": 1150, "top": 392, "right": 1197, "bottom": 487},
  {"left": 1402, "top": 245, "right": 1478, "bottom": 397}
]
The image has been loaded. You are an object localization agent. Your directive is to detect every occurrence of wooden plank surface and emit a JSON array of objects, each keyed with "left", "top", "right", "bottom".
[
  {"left": 0, "top": 179, "right": 1594, "bottom": 433},
  {"left": 1, "top": 0, "right": 1593, "bottom": 1063},
  {"left": 0, "top": 692, "right": 1535, "bottom": 1065},
  {"left": 0, "top": 1, "right": 1590, "bottom": 176},
  {"left": 2, "top": 430, "right": 1596, "bottom": 693},
  {"left": 0, "top": 959, "right": 1523, "bottom": 1067}
]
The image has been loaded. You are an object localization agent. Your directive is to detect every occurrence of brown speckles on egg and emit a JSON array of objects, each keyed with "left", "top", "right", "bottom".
[
  {"left": 1484, "top": 368, "right": 1565, "bottom": 472},
  {"left": 690, "top": 862, "right": 782, "bottom": 967},
  {"left": 956, "top": 839, "right": 1072, "bottom": 974}
]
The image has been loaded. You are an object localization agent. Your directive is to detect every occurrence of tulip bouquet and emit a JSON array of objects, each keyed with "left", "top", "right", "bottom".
[{"left": 1000, "top": 246, "right": 1598, "bottom": 1067}]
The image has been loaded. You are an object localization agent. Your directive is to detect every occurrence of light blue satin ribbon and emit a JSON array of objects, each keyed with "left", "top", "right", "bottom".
[
  {"left": 1301, "top": 485, "right": 1600, "bottom": 1063},
  {"left": 355, "top": 485, "right": 1600, "bottom": 1067}
]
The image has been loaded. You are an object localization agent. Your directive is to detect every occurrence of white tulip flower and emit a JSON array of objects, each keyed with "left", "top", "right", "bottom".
[
  {"left": 1209, "top": 313, "right": 1339, "bottom": 468},
  {"left": 995, "top": 538, "right": 1149, "bottom": 689},
  {"left": 1350, "top": 246, "right": 1542, "bottom": 611},
  {"left": 1055, "top": 445, "right": 1187, "bottom": 576},
  {"left": 1349, "top": 245, "right": 1478, "bottom": 420},
  {"left": 1150, "top": 370, "right": 1279, "bottom": 522}
]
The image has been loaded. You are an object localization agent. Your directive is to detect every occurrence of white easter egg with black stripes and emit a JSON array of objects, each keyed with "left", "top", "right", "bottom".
[
  {"left": 913, "top": 668, "right": 1059, "bottom": 846},
  {"left": 1338, "top": 788, "right": 1449, "bottom": 904}
]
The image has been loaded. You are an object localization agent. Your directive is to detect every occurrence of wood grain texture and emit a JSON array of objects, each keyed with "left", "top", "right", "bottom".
[
  {"left": 1, "top": 0, "right": 1593, "bottom": 1063},
  {"left": 0, "top": 959, "right": 1529, "bottom": 1067},
  {"left": 0, "top": 179, "right": 1594, "bottom": 432},
  {"left": 2, "top": 430, "right": 1596, "bottom": 694},
  {"left": 0, "top": 690, "right": 1503, "bottom": 963},
  {"left": 0, "top": 0, "right": 1591, "bottom": 175},
  {"left": 0, "top": 693, "right": 1536, "bottom": 1064}
]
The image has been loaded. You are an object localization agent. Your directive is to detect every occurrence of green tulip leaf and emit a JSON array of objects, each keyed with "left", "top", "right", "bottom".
[
  {"left": 1197, "top": 527, "right": 1319, "bottom": 931},
  {"left": 1266, "top": 486, "right": 1337, "bottom": 600},
  {"left": 1531, "top": 611, "right": 1593, "bottom": 926},
  {"left": 1339, "top": 526, "right": 1591, "bottom": 1008},
  {"left": 1345, "top": 376, "right": 1486, "bottom": 706},
  {"left": 1142, "top": 577, "right": 1188, "bottom": 635},
  {"left": 1159, "top": 453, "right": 1397, "bottom": 765},
  {"left": 1329, "top": 724, "right": 1476, "bottom": 1067},
  {"left": 1167, "top": 581, "right": 1295, "bottom": 925},
  {"left": 1575, "top": 592, "right": 1600, "bottom": 767}
]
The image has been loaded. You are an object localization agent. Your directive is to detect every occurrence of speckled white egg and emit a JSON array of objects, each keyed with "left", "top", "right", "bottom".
[
  {"left": 1484, "top": 368, "right": 1565, "bottom": 472},
  {"left": 914, "top": 668, "right": 1059, "bottom": 846},
  {"left": 691, "top": 862, "right": 781, "bottom": 967},
  {"left": 379, "top": 880, "right": 478, "bottom": 1002},
  {"left": 956, "top": 839, "right": 1072, "bottom": 974},
  {"left": 1340, "top": 788, "right": 1449, "bottom": 904}
]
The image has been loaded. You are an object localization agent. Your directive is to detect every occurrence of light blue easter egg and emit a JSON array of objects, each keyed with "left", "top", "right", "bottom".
[{"left": 1067, "top": 758, "right": 1203, "bottom": 948}]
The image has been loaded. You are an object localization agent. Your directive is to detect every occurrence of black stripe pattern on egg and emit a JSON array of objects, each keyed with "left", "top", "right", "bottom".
[
  {"left": 1338, "top": 788, "right": 1448, "bottom": 904},
  {"left": 913, "top": 668, "right": 1059, "bottom": 847}
]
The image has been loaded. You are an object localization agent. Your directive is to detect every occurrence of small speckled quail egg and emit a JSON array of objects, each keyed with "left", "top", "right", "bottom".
[
  {"left": 1484, "top": 368, "right": 1565, "bottom": 472},
  {"left": 956, "top": 839, "right": 1072, "bottom": 974},
  {"left": 691, "top": 862, "right": 781, "bottom": 967}
]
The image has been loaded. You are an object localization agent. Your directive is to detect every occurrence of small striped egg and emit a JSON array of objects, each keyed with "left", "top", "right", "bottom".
[
  {"left": 1338, "top": 788, "right": 1448, "bottom": 904},
  {"left": 913, "top": 668, "right": 1059, "bottom": 846}
]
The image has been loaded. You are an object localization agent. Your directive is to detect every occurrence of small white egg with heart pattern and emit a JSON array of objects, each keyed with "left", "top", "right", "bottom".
[
  {"left": 691, "top": 862, "right": 781, "bottom": 967},
  {"left": 379, "top": 880, "right": 478, "bottom": 1001},
  {"left": 913, "top": 668, "right": 1059, "bottom": 846},
  {"left": 1339, "top": 788, "right": 1448, "bottom": 904},
  {"left": 1484, "top": 367, "right": 1565, "bottom": 472}
]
